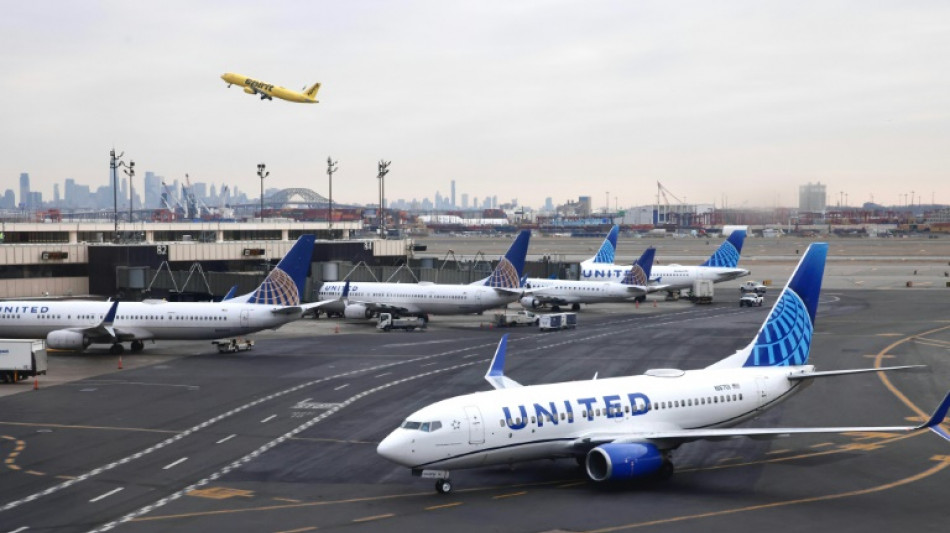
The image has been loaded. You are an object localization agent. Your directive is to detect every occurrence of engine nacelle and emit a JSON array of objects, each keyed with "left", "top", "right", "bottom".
[
  {"left": 343, "top": 303, "right": 373, "bottom": 320},
  {"left": 519, "top": 296, "right": 541, "bottom": 309},
  {"left": 243, "top": 86, "right": 256, "bottom": 94},
  {"left": 585, "top": 443, "right": 664, "bottom": 482},
  {"left": 46, "top": 330, "right": 91, "bottom": 351}
]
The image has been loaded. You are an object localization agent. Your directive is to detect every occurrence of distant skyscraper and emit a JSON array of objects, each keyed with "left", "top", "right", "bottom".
[
  {"left": 144, "top": 171, "right": 162, "bottom": 209},
  {"left": 799, "top": 182, "right": 826, "bottom": 213},
  {"left": 1, "top": 190, "right": 14, "bottom": 209},
  {"left": 451, "top": 180, "right": 456, "bottom": 208},
  {"left": 544, "top": 197, "right": 554, "bottom": 211},
  {"left": 461, "top": 193, "right": 469, "bottom": 209},
  {"left": 53, "top": 184, "right": 60, "bottom": 204},
  {"left": 19, "top": 173, "right": 30, "bottom": 209}
]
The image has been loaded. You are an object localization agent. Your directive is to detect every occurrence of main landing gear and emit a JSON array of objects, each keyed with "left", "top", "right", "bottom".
[
  {"left": 435, "top": 479, "right": 452, "bottom": 494},
  {"left": 110, "top": 343, "right": 124, "bottom": 355},
  {"left": 131, "top": 340, "right": 145, "bottom": 353}
]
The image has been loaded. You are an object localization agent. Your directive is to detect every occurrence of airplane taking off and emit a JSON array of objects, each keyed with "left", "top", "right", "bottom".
[
  {"left": 519, "top": 247, "right": 661, "bottom": 311},
  {"left": 580, "top": 228, "right": 750, "bottom": 291},
  {"left": 0, "top": 235, "right": 340, "bottom": 354},
  {"left": 378, "top": 243, "right": 950, "bottom": 494},
  {"left": 317, "top": 230, "right": 531, "bottom": 322},
  {"left": 221, "top": 72, "right": 320, "bottom": 103}
]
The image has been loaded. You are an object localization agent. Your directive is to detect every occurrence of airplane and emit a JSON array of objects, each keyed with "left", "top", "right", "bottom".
[
  {"left": 580, "top": 229, "right": 751, "bottom": 292},
  {"left": 377, "top": 242, "right": 950, "bottom": 494},
  {"left": 518, "top": 247, "right": 662, "bottom": 311},
  {"left": 0, "top": 235, "right": 342, "bottom": 354},
  {"left": 317, "top": 230, "right": 531, "bottom": 322},
  {"left": 220, "top": 72, "right": 320, "bottom": 103}
]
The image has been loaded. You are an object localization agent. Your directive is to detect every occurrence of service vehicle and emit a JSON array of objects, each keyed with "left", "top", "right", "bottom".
[
  {"left": 538, "top": 312, "right": 577, "bottom": 331},
  {"left": 212, "top": 338, "right": 255, "bottom": 353},
  {"left": 689, "top": 280, "right": 714, "bottom": 304},
  {"left": 739, "top": 281, "right": 768, "bottom": 295},
  {"left": 0, "top": 339, "right": 47, "bottom": 383},
  {"left": 378, "top": 313, "right": 426, "bottom": 332},
  {"left": 493, "top": 310, "right": 540, "bottom": 327},
  {"left": 739, "top": 293, "right": 764, "bottom": 307}
]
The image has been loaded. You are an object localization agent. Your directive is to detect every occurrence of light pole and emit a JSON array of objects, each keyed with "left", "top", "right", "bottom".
[
  {"left": 377, "top": 160, "right": 390, "bottom": 238},
  {"left": 124, "top": 160, "right": 135, "bottom": 224},
  {"left": 109, "top": 148, "right": 128, "bottom": 235},
  {"left": 257, "top": 163, "right": 269, "bottom": 223},
  {"left": 327, "top": 157, "right": 338, "bottom": 238}
]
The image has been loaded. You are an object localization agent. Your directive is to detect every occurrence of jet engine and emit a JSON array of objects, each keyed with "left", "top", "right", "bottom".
[
  {"left": 46, "top": 330, "right": 91, "bottom": 351},
  {"left": 343, "top": 303, "right": 373, "bottom": 319},
  {"left": 243, "top": 86, "right": 256, "bottom": 94},
  {"left": 519, "top": 296, "right": 541, "bottom": 310},
  {"left": 585, "top": 442, "right": 665, "bottom": 482}
]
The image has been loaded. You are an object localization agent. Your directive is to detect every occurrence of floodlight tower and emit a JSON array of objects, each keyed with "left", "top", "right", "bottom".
[
  {"left": 377, "top": 160, "right": 391, "bottom": 238},
  {"left": 257, "top": 163, "right": 269, "bottom": 223},
  {"left": 327, "top": 157, "right": 338, "bottom": 238}
]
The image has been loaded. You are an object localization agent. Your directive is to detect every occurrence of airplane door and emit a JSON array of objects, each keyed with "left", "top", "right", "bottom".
[
  {"left": 754, "top": 377, "right": 769, "bottom": 409},
  {"left": 240, "top": 310, "right": 250, "bottom": 328},
  {"left": 463, "top": 405, "right": 485, "bottom": 444}
]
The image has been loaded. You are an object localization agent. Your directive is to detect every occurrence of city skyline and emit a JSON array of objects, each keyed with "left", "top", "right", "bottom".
[{"left": 3, "top": 2, "right": 948, "bottom": 209}]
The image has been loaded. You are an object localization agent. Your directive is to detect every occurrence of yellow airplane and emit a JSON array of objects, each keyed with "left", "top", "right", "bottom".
[{"left": 221, "top": 72, "right": 320, "bottom": 103}]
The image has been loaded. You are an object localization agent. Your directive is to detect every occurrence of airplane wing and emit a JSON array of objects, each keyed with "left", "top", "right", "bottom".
[
  {"left": 571, "top": 391, "right": 950, "bottom": 449},
  {"left": 64, "top": 301, "right": 154, "bottom": 343}
]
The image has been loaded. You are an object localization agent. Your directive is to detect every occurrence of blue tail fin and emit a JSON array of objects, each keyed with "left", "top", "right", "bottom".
[
  {"left": 591, "top": 225, "right": 619, "bottom": 264},
  {"left": 742, "top": 243, "right": 827, "bottom": 367},
  {"left": 701, "top": 229, "right": 746, "bottom": 267},
  {"left": 483, "top": 230, "right": 531, "bottom": 289},
  {"left": 620, "top": 247, "right": 655, "bottom": 285},
  {"left": 245, "top": 235, "right": 316, "bottom": 305}
]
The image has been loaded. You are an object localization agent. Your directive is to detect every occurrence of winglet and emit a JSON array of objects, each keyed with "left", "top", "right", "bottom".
[
  {"left": 341, "top": 280, "right": 351, "bottom": 299},
  {"left": 591, "top": 226, "right": 619, "bottom": 264},
  {"left": 221, "top": 285, "right": 238, "bottom": 301},
  {"left": 103, "top": 300, "right": 119, "bottom": 326},
  {"left": 922, "top": 391, "right": 950, "bottom": 441},
  {"left": 484, "top": 335, "right": 522, "bottom": 390}
]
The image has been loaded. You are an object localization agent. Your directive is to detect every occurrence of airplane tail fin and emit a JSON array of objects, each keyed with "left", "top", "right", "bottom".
[
  {"left": 620, "top": 247, "right": 655, "bottom": 286},
  {"left": 708, "top": 242, "right": 828, "bottom": 369},
  {"left": 482, "top": 230, "right": 531, "bottom": 289},
  {"left": 589, "top": 225, "right": 619, "bottom": 264},
  {"left": 242, "top": 235, "right": 316, "bottom": 306},
  {"left": 303, "top": 82, "right": 321, "bottom": 99},
  {"left": 701, "top": 229, "right": 746, "bottom": 267}
]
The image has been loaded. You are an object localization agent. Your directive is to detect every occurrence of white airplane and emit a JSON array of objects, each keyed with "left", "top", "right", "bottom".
[
  {"left": 378, "top": 243, "right": 950, "bottom": 494},
  {"left": 580, "top": 227, "right": 750, "bottom": 291},
  {"left": 519, "top": 247, "right": 661, "bottom": 311},
  {"left": 316, "top": 230, "right": 531, "bottom": 322},
  {"left": 0, "top": 235, "right": 341, "bottom": 354}
]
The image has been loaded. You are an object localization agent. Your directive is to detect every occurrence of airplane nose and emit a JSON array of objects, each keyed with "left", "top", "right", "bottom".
[{"left": 377, "top": 431, "right": 410, "bottom": 466}]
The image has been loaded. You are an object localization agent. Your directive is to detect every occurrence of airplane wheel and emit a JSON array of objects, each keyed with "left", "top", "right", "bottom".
[
  {"left": 571, "top": 303, "right": 581, "bottom": 311},
  {"left": 131, "top": 340, "right": 145, "bottom": 353},
  {"left": 435, "top": 479, "right": 452, "bottom": 494},
  {"left": 657, "top": 461, "right": 674, "bottom": 480},
  {"left": 110, "top": 343, "right": 124, "bottom": 355},
  {"left": 552, "top": 305, "right": 561, "bottom": 312},
  {"left": 420, "top": 314, "right": 430, "bottom": 324}
]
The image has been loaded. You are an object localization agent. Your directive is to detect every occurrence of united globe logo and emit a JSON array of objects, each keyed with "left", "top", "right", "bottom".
[
  {"left": 744, "top": 290, "right": 812, "bottom": 367},
  {"left": 248, "top": 268, "right": 300, "bottom": 306},
  {"left": 485, "top": 258, "right": 520, "bottom": 289},
  {"left": 621, "top": 264, "right": 647, "bottom": 286}
]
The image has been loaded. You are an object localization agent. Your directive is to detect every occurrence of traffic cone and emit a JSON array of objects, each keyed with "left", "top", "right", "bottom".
[
  {"left": 653, "top": 300, "right": 657, "bottom": 308},
  {"left": 635, "top": 300, "right": 639, "bottom": 309},
  {"left": 118, "top": 356, "right": 123, "bottom": 370},
  {"left": 33, "top": 378, "right": 38, "bottom": 390},
  {"left": 334, "top": 324, "right": 339, "bottom": 334}
]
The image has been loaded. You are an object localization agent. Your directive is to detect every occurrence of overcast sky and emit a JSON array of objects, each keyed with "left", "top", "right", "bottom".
[{"left": 3, "top": 1, "right": 948, "bottom": 210}]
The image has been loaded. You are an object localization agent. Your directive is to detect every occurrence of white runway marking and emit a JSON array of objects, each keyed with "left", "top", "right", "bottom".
[
  {"left": 162, "top": 458, "right": 188, "bottom": 470},
  {"left": 260, "top": 415, "right": 277, "bottom": 423},
  {"left": 215, "top": 434, "right": 236, "bottom": 444},
  {"left": 89, "top": 488, "right": 124, "bottom": 503}
]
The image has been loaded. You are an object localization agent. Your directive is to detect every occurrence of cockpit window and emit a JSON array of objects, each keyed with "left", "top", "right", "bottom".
[{"left": 400, "top": 420, "right": 442, "bottom": 432}]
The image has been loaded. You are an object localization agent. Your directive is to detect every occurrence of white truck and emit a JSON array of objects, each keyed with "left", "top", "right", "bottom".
[
  {"left": 689, "top": 280, "right": 714, "bottom": 304},
  {"left": 212, "top": 338, "right": 255, "bottom": 353},
  {"left": 739, "top": 281, "right": 768, "bottom": 295},
  {"left": 0, "top": 339, "right": 48, "bottom": 383},
  {"left": 739, "top": 293, "right": 764, "bottom": 307},
  {"left": 377, "top": 313, "right": 426, "bottom": 332},
  {"left": 493, "top": 310, "right": 540, "bottom": 327},
  {"left": 539, "top": 312, "right": 577, "bottom": 332}
]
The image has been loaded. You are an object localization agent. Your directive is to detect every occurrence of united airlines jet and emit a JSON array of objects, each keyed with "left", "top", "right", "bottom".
[
  {"left": 519, "top": 247, "right": 660, "bottom": 311},
  {"left": 317, "top": 230, "right": 531, "bottom": 321},
  {"left": 580, "top": 228, "right": 750, "bottom": 291},
  {"left": 0, "top": 235, "right": 338, "bottom": 354},
  {"left": 378, "top": 243, "right": 950, "bottom": 494}
]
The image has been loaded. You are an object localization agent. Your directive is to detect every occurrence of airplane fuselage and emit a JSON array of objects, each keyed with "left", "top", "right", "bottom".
[
  {"left": 581, "top": 262, "right": 749, "bottom": 289},
  {"left": 378, "top": 366, "right": 810, "bottom": 471},
  {"left": 317, "top": 281, "right": 518, "bottom": 317},
  {"left": 220, "top": 72, "right": 319, "bottom": 103},
  {"left": 522, "top": 277, "right": 647, "bottom": 307},
  {"left": 0, "top": 300, "right": 301, "bottom": 343}
]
